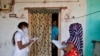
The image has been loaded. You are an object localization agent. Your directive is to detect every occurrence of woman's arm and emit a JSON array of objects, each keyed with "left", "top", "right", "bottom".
[
  {"left": 17, "top": 40, "right": 33, "bottom": 50},
  {"left": 63, "top": 43, "right": 74, "bottom": 53}
]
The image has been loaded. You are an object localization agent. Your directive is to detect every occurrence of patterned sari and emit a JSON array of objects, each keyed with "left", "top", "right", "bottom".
[{"left": 64, "top": 23, "right": 83, "bottom": 56}]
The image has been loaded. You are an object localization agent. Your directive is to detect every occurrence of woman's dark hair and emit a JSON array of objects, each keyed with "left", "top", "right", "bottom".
[
  {"left": 12, "top": 31, "right": 18, "bottom": 46},
  {"left": 12, "top": 22, "right": 28, "bottom": 45},
  {"left": 18, "top": 22, "right": 28, "bottom": 29}
]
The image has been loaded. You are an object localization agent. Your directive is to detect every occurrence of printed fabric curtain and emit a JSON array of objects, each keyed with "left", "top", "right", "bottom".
[
  {"left": 28, "top": 11, "right": 52, "bottom": 56},
  {"left": 28, "top": 8, "right": 60, "bottom": 56}
]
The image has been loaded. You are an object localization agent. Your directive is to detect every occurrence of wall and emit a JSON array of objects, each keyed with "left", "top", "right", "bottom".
[
  {"left": 15, "top": 0, "right": 78, "bottom": 2},
  {"left": 85, "top": 0, "right": 100, "bottom": 56},
  {"left": 0, "top": 18, "right": 27, "bottom": 56},
  {"left": 0, "top": 0, "right": 86, "bottom": 56}
]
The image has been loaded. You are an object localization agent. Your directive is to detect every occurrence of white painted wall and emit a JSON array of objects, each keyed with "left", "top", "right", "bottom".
[
  {"left": 15, "top": 0, "right": 78, "bottom": 2},
  {"left": 0, "top": 0, "right": 86, "bottom": 56},
  {"left": 0, "top": 18, "right": 27, "bottom": 56}
]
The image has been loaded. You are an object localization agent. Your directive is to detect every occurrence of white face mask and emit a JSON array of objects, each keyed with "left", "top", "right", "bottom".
[{"left": 23, "top": 28, "right": 28, "bottom": 33}]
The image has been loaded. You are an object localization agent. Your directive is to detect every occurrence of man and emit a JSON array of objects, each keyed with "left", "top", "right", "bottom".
[{"left": 52, "top": 20, "right": 59, "bottom": 56}]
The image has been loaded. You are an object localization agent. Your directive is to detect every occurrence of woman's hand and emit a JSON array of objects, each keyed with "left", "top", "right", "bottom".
[
  {"left": 17, "top": 40, "right": 34, "bottom": 50},
  {"left": 29, "top": 40, "right": 35, "bottom": 46},
  {"left": 30, "top": 40, "right": 34, "bottom": 43},
  {"left": 63, "top": 48, "right": 67, "bottom": 52},
  {"left": 62, "top": 43, "right": 74, "bottom": 53},
  {"left": 62, "top": 41, "right": 66, "bottom": 45}
]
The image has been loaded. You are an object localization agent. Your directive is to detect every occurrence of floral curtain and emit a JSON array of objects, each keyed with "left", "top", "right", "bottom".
[
  {"left": 28, "top": 8, "right": 60, "bottom": 56},
  {"left": 28, "top": 13, "right": 52, "bottom": 56}
]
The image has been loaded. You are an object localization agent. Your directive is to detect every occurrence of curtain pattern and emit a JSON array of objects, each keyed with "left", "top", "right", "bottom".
[{"left": 29, "top": 13, "right": 52, "bottom": 56}]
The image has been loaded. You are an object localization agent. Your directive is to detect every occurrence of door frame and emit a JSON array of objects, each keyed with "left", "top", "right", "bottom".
[{"left": 26, "top": 7, "right": 67, "bottom": 56}]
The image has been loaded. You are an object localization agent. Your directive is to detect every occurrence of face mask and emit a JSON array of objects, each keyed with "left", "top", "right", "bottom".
[{"left": 23, "top": 28, "right": 28, "bottom": 33}]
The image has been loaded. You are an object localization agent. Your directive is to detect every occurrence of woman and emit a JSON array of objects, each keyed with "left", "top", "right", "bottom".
[
  {"left": 12, "top": 22, "right": 34, "bottom": 56},
  {"left": 62, "top": 23, "right": 83, "bottom": 56}
]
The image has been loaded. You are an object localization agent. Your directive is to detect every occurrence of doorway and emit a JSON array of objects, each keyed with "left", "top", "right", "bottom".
[
  {"left": 52, "top": 13, "right": 59, "bottom": 56},
  {"left": 52, "top": 13, "right": 58, "bottom": 27}
]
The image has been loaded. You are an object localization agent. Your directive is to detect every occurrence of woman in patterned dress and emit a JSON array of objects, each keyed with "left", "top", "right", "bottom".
[{"left": 62, "top": 23, "right": 83, "bottom": 56}]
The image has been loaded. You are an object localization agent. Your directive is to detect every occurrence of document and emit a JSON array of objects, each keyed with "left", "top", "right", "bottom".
[
  {"left": 32, "top": 37, "right": 39, "bottom": 41},
  {"left": 29, "top": 37, "right": 39, "bottom": 46},
  {"left": 52, "top": 40, "right": 67, "bottom": 49}
]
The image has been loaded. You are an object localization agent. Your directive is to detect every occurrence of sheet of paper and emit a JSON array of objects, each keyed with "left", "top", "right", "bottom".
[
  {"left": 32, "top": 37, "right": 39, "bottom": 41},
  {"left": 52, "top": 40, "right": 67, "bottom": 49},
  {"left": 29, "top": 37, "right": 39, "bottom": 46}
]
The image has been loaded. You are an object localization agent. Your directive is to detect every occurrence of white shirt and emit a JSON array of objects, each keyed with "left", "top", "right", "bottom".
[{"left": 13, "top": 29, "right": 29, "bottom": 56}]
